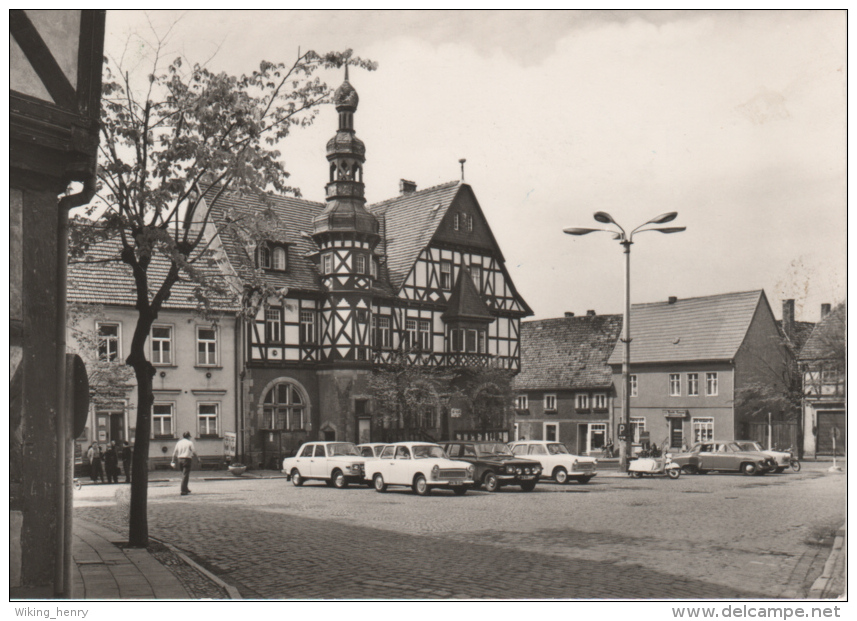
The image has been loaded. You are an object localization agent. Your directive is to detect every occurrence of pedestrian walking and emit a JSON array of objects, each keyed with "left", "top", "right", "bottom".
[
  {"left": 121, "top": 440, "right": 133, "bottom": 483},
  {"left": 86, "top": 443, "right": 97, "bottom": 482},
  {"left": 104, "top": 441, "right": 119, "bottom": 483},
  {"left": 171, "top": 431, "right": 197, "bottom": 496},
  {"left": 91, "top": 445, "right": 106, "bottom": 483}
]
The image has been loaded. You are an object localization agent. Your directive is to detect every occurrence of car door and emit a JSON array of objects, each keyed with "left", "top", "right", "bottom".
[
  {"left": 311, "top": 443, "right": 328, "bottom": 477},
  {"left": 372, "top": 444, "right": 396, "bottom": 481},
  {"left": 388, "top": 445, "right": 412, "bottom": 485},
  {"left": 293, "top": 443, "right": 314, "bottom": 472}
]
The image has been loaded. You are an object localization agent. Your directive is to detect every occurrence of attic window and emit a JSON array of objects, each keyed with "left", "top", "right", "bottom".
[
  {"left": 258, "top": 243, "right": 288, "bottom": 272},
  {"left": 453, "top": 213, "right": 460, "bottom": 231},
  {"left": 466, "top": 214, "right": 473, "bottom": 232}
]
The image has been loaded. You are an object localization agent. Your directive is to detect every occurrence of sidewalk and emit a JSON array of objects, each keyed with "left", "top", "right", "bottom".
[{"left": 73, "top": 519, "right": 189, "bottom": 599}]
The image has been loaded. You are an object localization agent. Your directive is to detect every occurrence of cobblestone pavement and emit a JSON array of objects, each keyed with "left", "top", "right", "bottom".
[{"left": 75, "top": 463, "right": 845, "bottom": 599}]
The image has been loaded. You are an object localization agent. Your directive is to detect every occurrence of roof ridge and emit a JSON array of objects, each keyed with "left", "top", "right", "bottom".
[
  {"left": 369, "top": 180, "right": 459, "bottom": 208},
  {"left": 632, "top": 289, "right": 762, "bottom": 307}
]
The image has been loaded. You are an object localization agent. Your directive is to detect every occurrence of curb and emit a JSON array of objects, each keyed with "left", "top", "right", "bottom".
[
  {"left": 152, "top": 536, "right": 242, "bottom": 599},
  {"left": 808, "top": 523, "right": 846, "bottom": 599}
]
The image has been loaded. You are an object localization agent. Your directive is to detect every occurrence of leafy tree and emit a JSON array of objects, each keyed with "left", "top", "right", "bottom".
[{"left": 72, "top": 25, "right": 374, "bottom": 546}]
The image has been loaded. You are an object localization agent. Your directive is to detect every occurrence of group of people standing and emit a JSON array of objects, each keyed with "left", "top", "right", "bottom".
[{"left": 86, "top": 440, "right": 132, "bottom": 484}]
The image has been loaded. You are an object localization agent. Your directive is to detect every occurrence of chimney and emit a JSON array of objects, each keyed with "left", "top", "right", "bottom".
[
  {"left": 782, "top": 299, "right": 795, "bottom": 339},
  {"left": 399, "top": 179, "right": 417, "bottom": 195},
  {"left": 668, "top": 296, "right": 678, "bottom": 304},
  {"left": 586, "top": 310, "right": 596, "bottom": 316},
  {"left": 564, "top": 312, "right": 575, "bottom": 318},
  {"left": 821, "top": 303, "right": 831, "bottom": 318}
]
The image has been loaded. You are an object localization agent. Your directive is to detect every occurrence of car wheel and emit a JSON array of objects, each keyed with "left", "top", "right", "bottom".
[
  {"left": 520, "top": 481, "right": 537, "bottom": 492},
  {"left": 775, "top": 467, "right": 786, "bottom": 474},
  {"left": 413, "top": 474, "right": 431, "bottom": 496},
  {"left": 667, "top": 468, "right": 680, "bottom": 479},
  {"left": 742, "top": 462, "right": 757, "bottom": 476},
  {"left": 631, "top": 471, "right": 643, "bottom": 478},
  {"left": 452, "top": 486, "right": 468, "bottom": 496},
  {"left": 553, "top": 467, "right": 569, "bottom": 484},
  {"left": 483, "top": 472, "right": 499, "bottom": 492},
  {"left": 332, "top": 470, "right": 348, "bottom": 489},
  {"left": 681, "top": 464, "right": 698, "bottom": 475},
  {"left": 373, "top": 473, "right": 387, "bottom": 493},
  {"left": 790, "top": 460, "right": 801, "bottom": 472},
  {"left": 577, "top": 476, "right": 592, "bottom": 484},
  {"left": 291, "top": 470, "right": 303, "bottom": 486}
]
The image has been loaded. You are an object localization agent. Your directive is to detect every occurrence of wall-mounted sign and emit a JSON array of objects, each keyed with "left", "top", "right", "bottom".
[
  {"left": 223, "top": 431, "right": 237, "bottom": 457},
  {"left": 450, "top": 408, "right": 462, "bottom": 418}
]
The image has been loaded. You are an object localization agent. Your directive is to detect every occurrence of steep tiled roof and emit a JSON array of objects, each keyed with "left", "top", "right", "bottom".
[
  {"left": 67, "top": 235, "right": 238, "bottom": 312},
  {"left": 370, "top": 181, "right": 461, "bottom": 291},
  {"left": 607, "top": 290, "right": 765, "bottom": 365},
  {"left": 514, "top": 314, "right": 623, "bottom": 391},
  {"left": 799, "top": 304, "right": 846, "bottom": 361},
  {"left": 207, "top": 190, "right": 326, "bottom": 294}
]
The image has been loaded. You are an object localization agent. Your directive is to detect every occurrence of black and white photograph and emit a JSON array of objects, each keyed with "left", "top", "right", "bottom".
[{"left": 9, "top": 8, "right": 847, "bottom": 611}]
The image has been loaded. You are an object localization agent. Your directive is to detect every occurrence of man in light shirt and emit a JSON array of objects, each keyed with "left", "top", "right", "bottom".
[{"left": 171, "top": 431, "right": 197, "bottom": 496}]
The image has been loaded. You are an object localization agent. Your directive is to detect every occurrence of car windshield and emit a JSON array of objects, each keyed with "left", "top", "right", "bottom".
[
  {"left": 476, "top": 443, "right": 513, "bottom": 456},
  {"left": 328, "top": 443, "right": 360, "bottom": 456},
  {"left": 546, "top": 443, "right": 569, "bottom": 455},
  {"left": 736, "top": 441, "right": 763, "bottom": 452},
  {"left": 412, "top": 445, "right": 446, "bottom": 459}
]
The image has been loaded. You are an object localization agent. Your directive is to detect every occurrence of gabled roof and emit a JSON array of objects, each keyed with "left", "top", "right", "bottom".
[
  {"left": 799, "top": 304, "right": 846, "bottom": 361},
  {"left": 513, "top": 314, "right": 623, "bottom": 391},
  {"left": 370, "top": 181, "right": 461, "bottom": 291},
  {"left": 67, "top": 235, "right": 238, "bottom": 312},
  {"left": 607, "top": 290, "right": 766, "bottom": 365},
  {"left": 207, "top": 190, "right": 327, "bottom": 294},
  {"left": 442, "top": 268, "right": 494, "bottom": 322}
]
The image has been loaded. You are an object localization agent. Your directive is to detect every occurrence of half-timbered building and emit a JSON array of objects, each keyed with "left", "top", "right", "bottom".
[{"left": 210, "top": 70, "right": 532, "bottom": 467}]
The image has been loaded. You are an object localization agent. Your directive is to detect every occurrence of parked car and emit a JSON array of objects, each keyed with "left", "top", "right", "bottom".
[
  {"left": 507, "top": 440, "right": 597, "bottom": 484},
  {"left": 733, "top": 441, "right": 793, "bottom": 473},
  {"left": 357, "top": 443, "right": 389, "bottom": 458},
  {"left": 440, "top": 441, "right": 542, "bottom": 492},
  {"left": 671, "top": 442, "right": 776, "bottom": 475},
  {"left": 364, "top": 442, "right": 475, "bottom": 496},
  {"left": 282, "top": 442, "right": 365, "bottom": 488}
]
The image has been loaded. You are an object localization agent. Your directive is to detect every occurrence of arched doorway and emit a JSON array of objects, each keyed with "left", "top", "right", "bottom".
[{"left": 258, "top": 379, "right": 311, "bottom": 469}]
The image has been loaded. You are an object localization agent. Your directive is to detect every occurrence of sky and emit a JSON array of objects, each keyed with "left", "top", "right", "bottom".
[{"left": 104, "top": 10, "right": 847, "bottom": 324}]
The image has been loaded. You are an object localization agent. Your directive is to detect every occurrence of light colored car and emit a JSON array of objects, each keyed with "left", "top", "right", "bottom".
[
  {"left": 734, "top": 441, "right": 793, "bottom": 473},
  {"left": 282, "top": 442, "right": 365, "bottom": 488},
  {"left": 357, "top": 443, "right": 389, "bottom": 458},
  {"left": 364, "top": 442, "right": 475, "bottom": 496},
  {"left": 507, "top": 440, "right": 597, "bottom": 484},
  {"left": 671, "top": 442, "right": 776, "bottom": 475}
]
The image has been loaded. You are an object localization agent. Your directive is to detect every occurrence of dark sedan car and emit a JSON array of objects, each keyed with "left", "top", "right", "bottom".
[
  {"left": 440, "top": 441, "right": 542, "bottom": 492},
  {"left": 672, "top": 441, "right": 777, "bottom": 475}
]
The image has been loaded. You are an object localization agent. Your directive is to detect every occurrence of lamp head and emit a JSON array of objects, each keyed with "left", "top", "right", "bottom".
[
  {"left": 647, "top": 212, "right": 678, "bottom": 225},
  {"left": 593, "top": 211, "right": 615, "bottom": 225},
  {"left": 564, "top": 227, "right": 598, "bottom": 236},
  {"left": 651, "top": 226, "right": 686, "bottom": 234}
]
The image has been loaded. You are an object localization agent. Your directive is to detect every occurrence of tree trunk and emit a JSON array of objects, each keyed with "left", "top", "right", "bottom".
[{"left": 127, "top": 319, "right": 156, "bottom": 547}]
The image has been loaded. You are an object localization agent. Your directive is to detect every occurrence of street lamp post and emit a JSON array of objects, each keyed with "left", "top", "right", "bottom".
[{"left": 565, "top": 212, "right": 685, "bottom": 472}]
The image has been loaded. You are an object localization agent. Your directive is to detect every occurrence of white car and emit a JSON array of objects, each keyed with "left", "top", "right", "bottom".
[
  {"left": 364, "top": 442, "right": 475, "bottom": 496},
  {"left": 282, "top": 442, "right": 365, "bottom": 488},
  {"left": 357, "top": 443, "right": 389, "bottom": 458},
  {"left": 507, "top": 440, "right": 597, "bottom": 484},
  {"left": 734, "top": 441, "right": 794, "bottom": 473}
]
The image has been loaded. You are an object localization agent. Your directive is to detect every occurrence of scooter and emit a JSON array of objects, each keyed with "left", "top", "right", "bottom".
[{"left": 628, "top": 450, "right": 681, "bottom": 479}]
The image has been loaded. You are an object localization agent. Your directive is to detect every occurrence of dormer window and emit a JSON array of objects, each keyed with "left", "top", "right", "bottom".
[
  {"left": 453, "top": 213, "right": 460, "bottom": 231},
  {"left": 258, "top": 243, "right": 288, "bottom": 272},
  {"left": 466, "top": 214, "right": 473, "bottom": 232}
]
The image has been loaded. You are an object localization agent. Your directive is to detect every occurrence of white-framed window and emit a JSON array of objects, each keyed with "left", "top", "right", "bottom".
[
  {"left": 440, "top": 261, "right": 452, "bottom": 290},
  {"left": 544, "top": 394, "right": 557, "bottom": 412},
  {"left": 152, "top": 403, "right": 173, "bottom": 438},
  {"left": 544, "top": 422, "right": 558, "bottom": 442},
  {"left": 630, "top": 374, "right": 638, "bottom": 397},
  {"left": 669, "top": 373, "right": 681, "bottom": 396},
  {"left": 693, "top": 417, "right": 714, "bottom": 443},
  {"left": 322, "top": 253, "right": 333, "bottom": 274},
  {"left": 466, "top": 329, "right": 477, "bottom": 353},
  {"left": 478, "top": 330, "right": 486, "bottom": 354},
  {"left": 630, "top": 417, "right": 646, "bottom": 444},
  {"left": 470, "top": 263, "right": 482, "bottom": 291},
  {"left": 419, "top": 319, "right": 431, "bottom": 351},
  {"left": 196, "top": 327, "right": 217, "bottom": 366},
  {"left": 300, "top": 310, "right": 315, "bottom": 344},
  {"left": 450, "top": 328, "right": 462, "bottom": 352},
  {"left": 453, "top": 213, "right": 460, "bottom": 231},
  {"left": 151, "top": 325, "right": 172, "bottom": 365},
  {"left": 515, "top": 395, "right": 528, "bottom": 410},
  {"left": 97, "top": 322, "right": 120, "bottom": 361},
  {"left": 265, "top": 307, "right": 282, "bottom": 343},
  {"left": 405, "top": 319, "right": 418, "bottom": 349},
  {"left": 466, "top": 214, "right": 474, "bottom": 232},
  {"left": 259, "top": 244, "right": 271, "bottom": 269},
  {"left": 272, "top": 246, "right": 287, "bottom": 271},
  {"left": 687, "top": 373, "right": 699, "bottom": 396},
  {"left": 593, "top": 393, "right": 607, "bottom": 410},
  {"left": 370, "top": 257, "right": 377, "bottom": 279},
  {"left": 263, "top": 382, "right": 305, "bottom": 431},
  {"left": 375, "top": 316, "right": 390, "bottom": 349},
  {"left": 575, "top": 393, "right": 590, "bottom": 411},
  {"left": 198, "top": 403, "right": 219, "bottom": 437},
  {"left": 706, "top": 372, "right": 719, "bottom": 396},
  {"left": 355, "top": 254, "right": 366, "bottom": 274}
]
